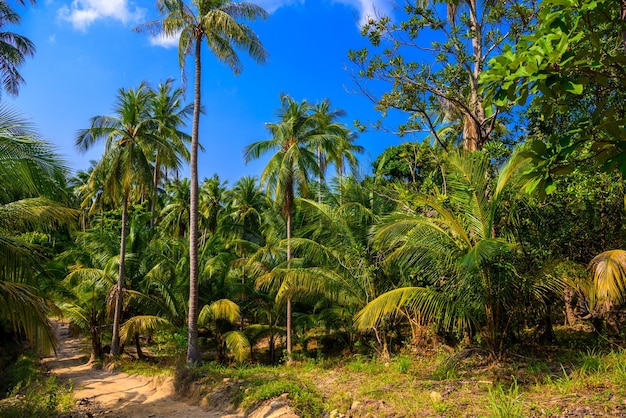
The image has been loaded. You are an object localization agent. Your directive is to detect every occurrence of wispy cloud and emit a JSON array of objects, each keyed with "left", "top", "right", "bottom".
[
  {"left": 255, "top": 0, "right": 304, "bottom": 14},
  {"left": 333, "top": 0, "right": 393, "bottom": 26},
  {"left": 57, "top": 0, "right": 146, "bottom": 31},
  {"left": 254, "top": 0, "right": 392, "bottom": 26},
  {"left": 149, "top": 32, "right": 180, "bottom": 49}
]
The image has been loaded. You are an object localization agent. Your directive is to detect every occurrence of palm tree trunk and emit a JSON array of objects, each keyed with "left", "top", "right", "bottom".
[
  {"left": 317, "top": 146, "right": 322, "bottom": 204},
  {"left": 150, "top": 152, "right": 159, "bottom": 228},
  {"left": 187, "top": 36, "right": 202, "bottom": 366},
  {"left": 286, "top": 212, "right": 292, "bottom": 357},
  {"left": 111, "top": 191, "right": 129, "bottom": 356},
  {"left": 135, "top": 332, "right": 144, "bottom": 359}
]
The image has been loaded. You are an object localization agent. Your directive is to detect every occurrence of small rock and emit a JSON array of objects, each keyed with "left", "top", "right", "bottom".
[
  {"left": 430, "top": 391, "right": 442, "bottom": 403},
  {"left": 270, "top": 400, "right": 280, "bottom": 408},
  {"left": 223, "top": 377, "right": 231, "bottom": 382},
  {"left": 351, "top": 400, "right": 361, "bottom": 410}
]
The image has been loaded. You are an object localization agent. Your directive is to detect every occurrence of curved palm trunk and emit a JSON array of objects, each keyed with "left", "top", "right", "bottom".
[
  {"left": 111, "top": 191, "right": 129, "bottom": 356},
  {"left": 187, "top": 36, "right": 202, "bottom": 365}
]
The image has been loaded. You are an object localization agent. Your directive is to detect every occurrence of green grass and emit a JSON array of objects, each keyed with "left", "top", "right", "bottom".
[
  {"left": 33, "top": 328, "right": 626, "bottom": 417},
  {"left": 0, "top": 353, "right": 75, "bottom": 417},
  {"left": 487, "top": 379, "right": 523, "bottom": 418}
]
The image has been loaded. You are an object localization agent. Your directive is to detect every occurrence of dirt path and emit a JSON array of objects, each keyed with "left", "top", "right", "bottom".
[{"left": 42, "top": 321, "right": 238, "bottom": 418}]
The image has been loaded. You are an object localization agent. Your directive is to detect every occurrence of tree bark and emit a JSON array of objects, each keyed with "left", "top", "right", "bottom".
[
  {"left": 111, "top": 191, "right": 129, "bottom": 356},
  {"left": 286, "top": 211, "right": 292, "bottom": 358},
  {"left": 187, "top": 35, "right": 202, "bottom": 366}
]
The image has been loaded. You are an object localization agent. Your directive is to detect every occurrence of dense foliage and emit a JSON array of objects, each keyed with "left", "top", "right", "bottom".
[{"left": 3, "top": 4, "right": 626, "bottom": 414}]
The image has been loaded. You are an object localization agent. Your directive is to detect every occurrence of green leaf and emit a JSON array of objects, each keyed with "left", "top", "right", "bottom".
[{"left": 562, "top": 79, "right": 583, "bottom": 95}]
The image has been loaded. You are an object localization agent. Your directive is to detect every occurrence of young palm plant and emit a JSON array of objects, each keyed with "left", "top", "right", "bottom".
[{"left": 355, "top": 151, "right": 559, "bottom": 355}]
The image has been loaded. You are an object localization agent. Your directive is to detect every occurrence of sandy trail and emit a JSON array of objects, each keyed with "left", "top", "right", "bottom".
[{"left": 42, "top": 321, "right": 238, "bottom": 418}]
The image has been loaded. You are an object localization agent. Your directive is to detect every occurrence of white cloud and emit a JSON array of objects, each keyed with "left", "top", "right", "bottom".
[
  {"left": 255, "top": 0, "right": 304, "bottom": 14},
  {"left": 149, "top": 32, "right": 180, "bottom": 49},
  {"left": 333, "top": 0, "right": 393, "bottom": 26},
  {"left": 254, "top": 0, "right": 392, "bottom": 26},
  {"left": 57, "top": 0, "right": 146, "bottom": 31}
]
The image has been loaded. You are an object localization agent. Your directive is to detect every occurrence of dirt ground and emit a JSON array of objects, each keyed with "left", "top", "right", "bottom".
[{"left": 42, "top": 321, "right": 298, "bottom": 418}]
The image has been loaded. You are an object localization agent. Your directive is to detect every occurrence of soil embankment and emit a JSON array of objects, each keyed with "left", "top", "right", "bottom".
[{"left": 43, "top": 321, "right": 297, "bottom": 418}]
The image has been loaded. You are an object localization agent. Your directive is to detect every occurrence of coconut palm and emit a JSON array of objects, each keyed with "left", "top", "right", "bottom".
[
  {"left": 76, "top": 82, "right": 163, "bottom": 355},
  {"left": 137, "top": 0, "right": 268, "bottom": 364},
  {"left": 308, "top": 99, "right": 348, "bottom": 202},
  {"left": 198, "top": 298, "right": 250, "bottom": 363},
  {"left": 199, "top": 174, "right": 227, "bottom": 241},
  {"left": 245, "top": 94, "right": 325, "bottom": 356},
  {"left": 355, "top": 151, "right": 557, "bottom": 355},
  {"left": 0, "top": 1, "right": 35, "bottom": 98},
  {"left": 56, "top": 228, "right": 120, "bottom": 361},
  {"left": 330, "top": 130, "right": 363, "bottom": 204},
  {"left": 160, "top": 178, "right": 192, "bottom": 239},
  {"left": 0, "top": 105, "right": 75, "bottom": 353}
]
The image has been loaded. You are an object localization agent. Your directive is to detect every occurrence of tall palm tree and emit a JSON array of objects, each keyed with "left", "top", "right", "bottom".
[
  {"left": 245, "top": 94, "right": 323, "bottom": 356},
  {"left": 0, "top": 0, "right": 35, "bottom": 98},
  {"left": 76, "top": 82, "right": 162, "bottom": 356},
  {"left": 138, "top": 0, "right": 268, "bottom": 364}
]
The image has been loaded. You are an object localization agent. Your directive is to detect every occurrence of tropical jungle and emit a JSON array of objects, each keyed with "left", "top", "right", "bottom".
[{"left": 2, "top": 0, "right": 626, "bottom": 417}]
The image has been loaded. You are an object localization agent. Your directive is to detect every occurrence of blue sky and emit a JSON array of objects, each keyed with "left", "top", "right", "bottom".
[{"left": 6, "top": 0, "right": 405, "bottom": 185}]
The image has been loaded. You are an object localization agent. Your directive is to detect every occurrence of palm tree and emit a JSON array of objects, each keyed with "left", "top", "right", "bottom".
[
  {"left": 56, "top": 228, "right": 120, "bottom": 361},
  {"left": 76, "top": 82, "right": 162, "bottom": 356},
  {"left": 226, "top": 175, "right": 266, "bottom": 243},
  {"left": 0, "top": 104, "right": 75, "bottom": 353},
  {"left": 199, "top": 174, "right": 227, "bottom": 242},
  {"left": 138, "top": 0, "right": 268, "bottom": 365},
  {"left": 309, "top": 99, "right": 347, "bottom": 203},
  {"left": 355, "top": 151, "right": 558, "bottom": 355},
  {"left": 0, "top": 1, "right": 35, "bottom": 98},
  {"left": 245, "top": 94, "right": 323, "bottom": 356},
  {"left": 330, "top": 130, "right": 363, "bottom": 204},
  {"left": 160, "top": 178, "right": 192, "bottom": 238}
]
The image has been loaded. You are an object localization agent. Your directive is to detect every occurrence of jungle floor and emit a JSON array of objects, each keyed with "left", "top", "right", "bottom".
[{"left": 42, "top": 321, "right": 626, "bottom": 417}]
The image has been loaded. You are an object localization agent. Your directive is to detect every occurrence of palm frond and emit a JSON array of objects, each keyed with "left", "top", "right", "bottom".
[
  {"left": 354, "top": 286, "right": 473, "bottom": 333},
  {"left": 120, "top": 315, "right": 171, "bottom": 344},
  {"left": 0, "top": 280, "right": 56, "bottom": 353},
  {"left": 223, "top": 330, "right": 251, "bottom": 364},
  {"left": 588, "top": 250, "right": 626, "bottom": 307},
  {"left": 198, "top": 298, "right": 240, "bottom": 325}
]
